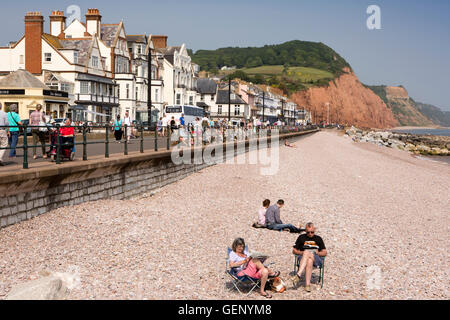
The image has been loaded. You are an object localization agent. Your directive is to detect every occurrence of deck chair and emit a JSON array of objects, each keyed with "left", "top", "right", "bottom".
[
  {"left": 226, "top": 247, "right": 261, "bottom": 296},
  {"left": 294, "top": 255, "right": 325, "bottom": 289}
]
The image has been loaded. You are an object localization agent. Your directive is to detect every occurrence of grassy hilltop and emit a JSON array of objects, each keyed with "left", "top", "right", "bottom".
[{"left": 190, "top": 40, "right": 351, "bottom": 93}]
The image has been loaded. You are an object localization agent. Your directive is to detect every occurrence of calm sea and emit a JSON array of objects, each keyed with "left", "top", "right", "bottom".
[
  {"left": 391, "top": 128, "right": 450, "bottom": 137},
  {"left": 390, "top": 128, "right": 450, "bottom": 165}
]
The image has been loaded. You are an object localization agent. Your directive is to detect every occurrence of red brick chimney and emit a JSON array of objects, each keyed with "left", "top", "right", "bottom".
[
  {"left": 151, "top": 35, "right": 168, "bottom": 49},
  {"left": 25, "top": 12, "right": 44, "bottom": 75},
  {"left": 50, "top": 10, "right": 66, "bottom": 39},
  {"left": 85, "top": 8, "right": 102, "bottom": 36}
]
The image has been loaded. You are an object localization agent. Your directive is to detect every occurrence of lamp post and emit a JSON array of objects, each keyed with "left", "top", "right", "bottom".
[
  {"left": 228, "top": 78, "right": 231, "bottom": 123},
  {"left": 262, "top": 91, "right": 265, "bottom": 123},
  {"left": 147, "top": 46, "right": 152, "bottom": 131}
]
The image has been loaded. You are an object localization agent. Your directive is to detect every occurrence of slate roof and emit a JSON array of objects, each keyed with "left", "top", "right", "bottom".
[
  {"left": 59, "top": 39, "right": 93, "bottom": 65},
  {"left": 216, "top": 90, "right": 247, "bottom": 105},
  {"left": 161, "top": 46, "right": 181, "bottom": 65},
  {"left": 0, "top": 69, "right": 50, "bottom": 89},
  {"left": 197, "top": 79, "right": 217, "bottom": 94},
  {"left": 126, "top": 35, "right": 147, "bottom": 44},
  {"left": 100, "top": 24, "right": 120, "bottom": 47}
]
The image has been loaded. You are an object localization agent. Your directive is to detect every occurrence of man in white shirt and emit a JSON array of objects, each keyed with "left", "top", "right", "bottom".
[
  {"left": 162, "top": 114, "right": 168, "bottom": 136},
  {"left": 124, "top": 111, "right": 132, "bottom": 142}
]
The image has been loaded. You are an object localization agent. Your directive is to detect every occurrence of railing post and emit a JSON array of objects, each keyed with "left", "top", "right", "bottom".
[
  {"left": 83, "top": 123, "right": 87, "bottom": 161},
  {"left": 140, "top": 125, "right": 144, "bottom": 153},
  {"left": 167, "top": 127, "right": 171, "bottom": 150},
  {"left": 23, "top": 124, "right": 28, "bottom": 169},
  {"left": 56, "top": 124, "right": 61, "bottom": 164},
  {"left": 105, "top": 124, "right": 109, "bottom": 158},
  {"left": 155, "top": 127, "right": 158, "bottom": 152},
  {"left": 124, "top": 125, "right": 128, "bottom": 156}
]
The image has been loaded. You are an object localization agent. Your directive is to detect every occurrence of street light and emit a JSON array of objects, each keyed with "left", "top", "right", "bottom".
[{"left": 147, "top": 46, "right": 164, "bottom": 131}]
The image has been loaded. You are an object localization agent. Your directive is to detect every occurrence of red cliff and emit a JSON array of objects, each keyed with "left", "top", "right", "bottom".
[{"left": 291, "top": 72, "right": 399, "bottom": 129}]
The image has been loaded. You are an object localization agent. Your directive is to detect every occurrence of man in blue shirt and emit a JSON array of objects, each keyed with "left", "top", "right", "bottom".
[
  {"left": 265, "top": 200, "right": 305, "bottom": 234},
  {"left": 179, "top": 114, "right": 185, "bottom": 127}
]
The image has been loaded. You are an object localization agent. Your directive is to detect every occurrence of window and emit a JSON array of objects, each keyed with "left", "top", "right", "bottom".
[
  {"left": 136, "top": 86, "right": 139, "bottom": 101},
  {"left": 74, "top": 52, "right": 78, "bottom": 64},
  {"left": 19, "top": 55, "right": 24, "bottom": 64},
  {"left": 80, "top": 82, "right": 89, "bottom": 94},
  {"left": 137, "top": 45, "right": 142, "bottom": 55},
  {"left": 44, "top": 53, "right": 52, "bottom": 63},
  {"left": 211, "top": 95, "right": 215, "bottom": 101},
  {"left": 218, "top": 105, "right": 222, "bottom": 115},
  {"left": 234, "top": 105, "right": 240, "bottom": 116},
  {"left": 126, "top": 84, "right": 130, "bottom": 99},
  {"left": 176, "top": 94, "right": 181, "bottom": 105},
  {"left": 60, "top": 83, "right": 70, "bottom": 93},
  {"left": 92, "top": 56, "right": 99, "bottom": 68},
  {"left": 91, "top": 82, "right": 97, "bottom": 94},
  {"left": 189, "top": 96, "right": 194, "bottom": 105},
  {"left": 155, "top": 89, "right": 159, "bottom": 102}
]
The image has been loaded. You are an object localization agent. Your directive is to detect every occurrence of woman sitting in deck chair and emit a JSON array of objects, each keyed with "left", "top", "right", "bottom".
[{"left": 229, "top": 238, "right": 280, "bottom": 299}]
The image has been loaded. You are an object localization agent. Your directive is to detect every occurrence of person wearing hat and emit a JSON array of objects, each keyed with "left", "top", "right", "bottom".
[{"left": 7, "top": 104, "right": 22, "bottom": 159}]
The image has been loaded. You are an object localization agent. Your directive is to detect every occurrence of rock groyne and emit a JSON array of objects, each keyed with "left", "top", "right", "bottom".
[{"left": 345, "top": 126, "right": 450, "bottom": 156}]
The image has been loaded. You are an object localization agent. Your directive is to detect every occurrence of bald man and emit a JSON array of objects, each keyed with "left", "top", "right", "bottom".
[{"left": 291, "top": 223, "right": 327, "bottom": 292}]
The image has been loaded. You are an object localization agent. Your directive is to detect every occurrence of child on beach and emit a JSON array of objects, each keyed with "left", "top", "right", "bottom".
[{"left": 253, "top": 199, "right": 271, "bottom": 228}]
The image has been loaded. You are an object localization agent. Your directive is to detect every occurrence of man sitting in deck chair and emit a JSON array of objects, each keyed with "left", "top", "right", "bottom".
[
  {"left": 228, "top": 238, "right": 280, "bottom": 299},
  {"left": 291, "top": 223, "right": 327, "bottom": 293}
]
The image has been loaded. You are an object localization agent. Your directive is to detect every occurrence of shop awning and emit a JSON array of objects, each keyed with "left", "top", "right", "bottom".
[
  {"left": 69, "top": 105, "right": 87, "bottom": 111},
  {"left": 85, "top": 110, "right": 108, "bottom": 117}
]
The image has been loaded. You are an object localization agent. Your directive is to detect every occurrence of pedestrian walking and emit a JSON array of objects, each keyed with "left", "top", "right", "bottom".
[
  {"left": 7, "top": 104, "right": 22, "bottom": 159},
  {"left": 113, "top": 115, "right": 123, "bottom": 143},
  {"left": 0, "top": 103, "right": 9, "bottom": 166},
  {"left": 124, "top": 111, "right": 132, "bottom": 142},
  {"left": 30, "top": 104, "right": 48, "bottom": 159}
]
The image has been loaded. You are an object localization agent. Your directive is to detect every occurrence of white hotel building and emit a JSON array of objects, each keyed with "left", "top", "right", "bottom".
[{"left": 0, "top": 9, "right": 170, "bottom": 123}]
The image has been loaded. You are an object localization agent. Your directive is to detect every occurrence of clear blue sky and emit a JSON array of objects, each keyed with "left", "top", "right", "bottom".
[{"left": 1, "top": 0, "right": 449, "bottom": 110}]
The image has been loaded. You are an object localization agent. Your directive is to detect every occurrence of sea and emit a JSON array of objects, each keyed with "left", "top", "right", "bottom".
[
  {"left": 391, "top": 128, "right": 450, "bottom": 137},
  {"left": 390, "top": 128, "right": 450, "bottom": 165}
]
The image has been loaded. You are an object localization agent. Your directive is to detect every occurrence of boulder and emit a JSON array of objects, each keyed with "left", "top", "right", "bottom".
[{"left": 5, "top": 276, "right": 69, "bottom": 300}]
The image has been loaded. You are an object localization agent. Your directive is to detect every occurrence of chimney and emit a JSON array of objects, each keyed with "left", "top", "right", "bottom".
[
  {"left": 85, "top": 8, "right": 101, "bottom": 36},
  {"left": 50, "top": 10, "right": 66, "bottom": 38},
  {"left": 25, "top": 12, "right": 44, "bottom": 74},
  {"left": 151, "top": 35, "right": 168, "bottom": 49}
]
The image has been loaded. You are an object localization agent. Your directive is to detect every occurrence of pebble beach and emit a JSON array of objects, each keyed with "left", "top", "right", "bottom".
[{"left": 0, "top": 130, "right": 448, "bottom": 300}]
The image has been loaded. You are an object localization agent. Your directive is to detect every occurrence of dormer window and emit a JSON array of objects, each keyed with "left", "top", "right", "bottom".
[
  {"left": 74, "top": 52, "right": 79, "bottom": 64},
  {"left": 44, "top": 53, "right": 52, "bottom": 63},
  {"left": 92, "top": 56, "right": 99, "bottom": 68}
]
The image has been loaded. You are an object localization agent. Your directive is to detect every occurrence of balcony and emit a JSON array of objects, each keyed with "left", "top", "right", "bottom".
[{"left": 76, "top": 94, "right": 119, "bottom": 106}]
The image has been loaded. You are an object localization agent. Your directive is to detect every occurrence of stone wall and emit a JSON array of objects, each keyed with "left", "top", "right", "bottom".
[{"left": 0, "top": 130, "right": 318, "bottom": 229}]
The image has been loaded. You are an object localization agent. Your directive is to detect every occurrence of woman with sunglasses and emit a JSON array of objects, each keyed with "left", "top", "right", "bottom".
[{"left": 291, "top": 223, "right": 328, "bottom": 292}]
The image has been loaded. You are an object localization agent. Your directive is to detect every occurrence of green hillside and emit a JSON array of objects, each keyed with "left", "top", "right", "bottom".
[
  {"left": 191, "top": 40, "right": 351, "bottom": 78},
  {"left": 415, "top": 102, "right": 450, "bottom": 127}
]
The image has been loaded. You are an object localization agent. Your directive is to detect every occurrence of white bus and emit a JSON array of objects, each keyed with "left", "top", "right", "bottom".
[{"left": 164, "top": 105, "right": 205, "bottom": 126}]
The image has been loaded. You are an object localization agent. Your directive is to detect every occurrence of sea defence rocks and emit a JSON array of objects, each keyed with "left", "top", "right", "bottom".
[{"left": 345, "top": 126, "right": 450, "bottom": 156}]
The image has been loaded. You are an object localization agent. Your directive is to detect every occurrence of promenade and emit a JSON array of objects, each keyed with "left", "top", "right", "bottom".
[{"left": 0, "top": 130, "right": 448, "bottom": 300}]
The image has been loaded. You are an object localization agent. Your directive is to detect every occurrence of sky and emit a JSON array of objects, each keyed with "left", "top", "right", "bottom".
[{"left": 1, "top": 0, "right": 449, "bottom": 110}]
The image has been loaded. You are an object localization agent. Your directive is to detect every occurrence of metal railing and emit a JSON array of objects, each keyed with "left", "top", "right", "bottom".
[{"left": 0, "top": 124, "right": 318, "bottom": 170}]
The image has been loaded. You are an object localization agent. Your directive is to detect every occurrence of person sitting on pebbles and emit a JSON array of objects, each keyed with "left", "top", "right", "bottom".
[
  {"left": 252, "top": 199, "right": 271, "bottom": 228},
  {"left": 229, "top": 238, "right": 280, "bottom": 299},
  {"left": 291, "top": 223, "right": 327, "bottom": 293},
  {"left": 284, "top": 140, "right": 297, "bottom": 148},
  {"left": 265, "top": 200, "right": 305, "bottom": 234}
]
